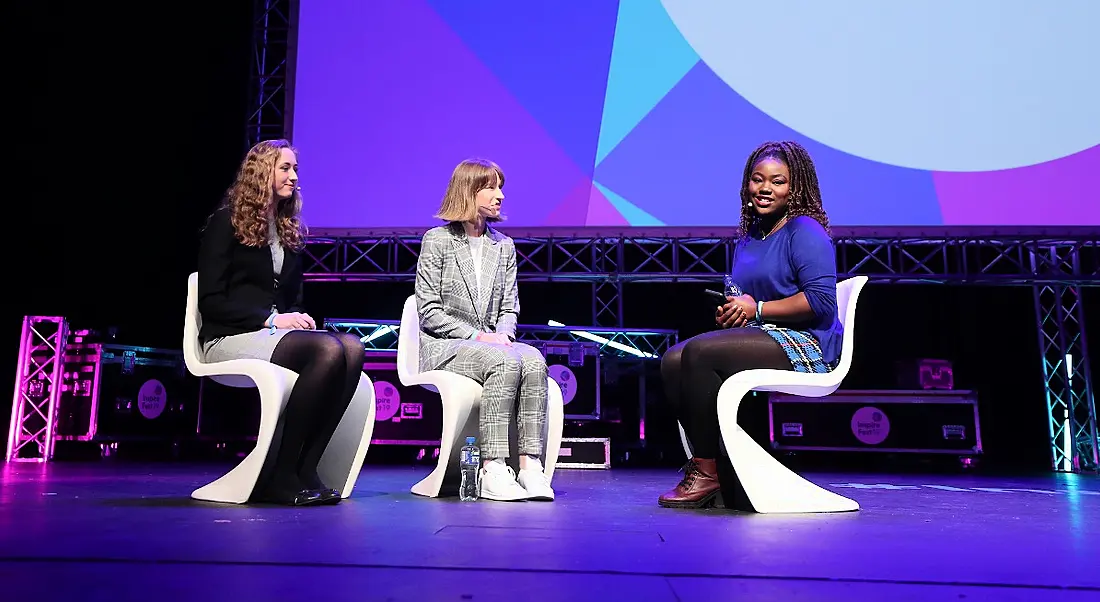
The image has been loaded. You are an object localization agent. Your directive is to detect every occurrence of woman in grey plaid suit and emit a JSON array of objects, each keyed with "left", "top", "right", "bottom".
[{"left": 413, "top": 159, "right": 555, "bottom": 502}]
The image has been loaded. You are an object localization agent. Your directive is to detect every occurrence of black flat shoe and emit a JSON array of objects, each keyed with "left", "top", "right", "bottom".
[
  {"left": 297, "top": 470, "right": 341, "bottom": 505},
  {"left": 317, "top": 488, "right": 342, "bottom": 505},
  {"left": 255, "top": 488, "right": 328, "bottom": 506}
]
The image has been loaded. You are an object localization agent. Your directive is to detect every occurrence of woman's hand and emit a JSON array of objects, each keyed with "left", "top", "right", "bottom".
[
  {"left": 715, "top": 294, "right": 756, "bottom": 328},
  {"left": 477, "top": 332, "right": 512, "bottom": 346},
  {"left": 272, "top": 312, "right": 316, "bottom": 330},
  {"left": 730, "top": 294, "right": 757, "bottom": 322},
  {"left": 715, "top": 298, "right": 744, "bottom": 328}
]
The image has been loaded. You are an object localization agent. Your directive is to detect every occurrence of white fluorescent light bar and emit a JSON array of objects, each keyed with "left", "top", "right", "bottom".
[{"left": 547, "top": 320, "right": 657, "bottom": 358}]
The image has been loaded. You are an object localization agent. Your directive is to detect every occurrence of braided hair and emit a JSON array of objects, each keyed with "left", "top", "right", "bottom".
[{"left": 738, "top": 141, "right": 830, "bottom": 238}]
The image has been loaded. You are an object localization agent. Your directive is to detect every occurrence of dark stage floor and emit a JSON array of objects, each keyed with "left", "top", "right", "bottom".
[{"left": 1, "top": 462, "right": 1097, "bottom": 601}]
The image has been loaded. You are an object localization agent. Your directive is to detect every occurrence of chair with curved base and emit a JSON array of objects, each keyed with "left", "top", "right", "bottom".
[
  {"left": 679, "top": 276, "right": 869, "bottom": 514},
  {"left": 396, "top": 295, "right": 564, "bottom": 498},
  {"left": 182, "top": 272, "right": 377, "bottom": 504}
]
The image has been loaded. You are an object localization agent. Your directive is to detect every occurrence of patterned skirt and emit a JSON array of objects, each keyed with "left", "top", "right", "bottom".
[{"left": 752, "top": 324, "right": 836, "bottom": 374}]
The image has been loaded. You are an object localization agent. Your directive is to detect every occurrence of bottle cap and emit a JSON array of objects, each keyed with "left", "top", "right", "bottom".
[{"left": 466, "top": 436, "right": 476, "bottom": 444}]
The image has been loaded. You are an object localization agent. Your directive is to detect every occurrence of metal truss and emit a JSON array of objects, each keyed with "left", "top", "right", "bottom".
[
  {"left": 1031, "top": 249, "right": 1098, "bottom": 473},
  {"left": 324, "top": 318, "right": 677, "bottom": 359},
  {"left": 302, "top": 227, "right": 1100, "bottom": 288},
  {"left": 301, "top": 227, "right": 1099, "bottom": 335},
  {"left": 6, "top": 316, "right": 69, "bottom": 462},
  {"left": 245, "top": 0, "right": 295, "bottom": 148}
]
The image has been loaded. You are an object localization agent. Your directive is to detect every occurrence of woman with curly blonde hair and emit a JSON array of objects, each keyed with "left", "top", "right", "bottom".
[{"left": 198, "top": 139, "right": 367, "bottom": 506}]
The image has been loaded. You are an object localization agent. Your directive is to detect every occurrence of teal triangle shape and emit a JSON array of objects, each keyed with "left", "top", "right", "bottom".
[
  {"left": 594, "top": 181, "right": 664, "bottom": 226},
  {"left": 595, "top": 0, "right": 699, "bottom": 166}
]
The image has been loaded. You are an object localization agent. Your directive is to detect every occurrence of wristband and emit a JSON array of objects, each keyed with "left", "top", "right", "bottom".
[
  {"left": 756, "top": 300, "right": 764, "bottom": 325},
  {"left": 267, "top": 307, "right": 278, "bottom": 333}
]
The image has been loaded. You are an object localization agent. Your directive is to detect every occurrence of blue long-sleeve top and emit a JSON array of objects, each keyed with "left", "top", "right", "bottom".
[{"left": 730, "top": 215, "right": 843, "bottom": 366}]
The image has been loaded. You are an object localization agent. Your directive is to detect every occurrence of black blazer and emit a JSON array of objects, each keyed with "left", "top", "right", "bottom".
[{"left": 197, "top": 206, "right": 305, "bottom": 343}]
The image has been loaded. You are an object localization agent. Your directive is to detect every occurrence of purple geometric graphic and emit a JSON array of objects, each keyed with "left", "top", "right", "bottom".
[
  {"left": 425, "top": 0, "right": 620, "bottom": 179},
  {"left": 292, "top": 2, "right": 1100, "bottom": 227},
  {"left": 544, "top": 178, "right": 598, "bottom": 226},
  {"left": 595, "top": 62, "right": 943, "bottom": 226},
  {"left": 586, "top": 184, "right": 631, "bottom": 226},
  {"left": 543, "top": 178, "right": 631, "bottom": 226},
  {"left": 292, "top": 0, "right": 593, "bottom": 227},
  {"left": 933, "top": 144, "right": 1100, "bottom": 225}
]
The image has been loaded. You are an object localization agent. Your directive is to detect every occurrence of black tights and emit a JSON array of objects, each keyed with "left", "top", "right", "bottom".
[
  {"left": 262, "top": 330, "right": 365, "bottom": 496},
  {"left": 661, "top": 328, "right": 791, "bottom": 459}
]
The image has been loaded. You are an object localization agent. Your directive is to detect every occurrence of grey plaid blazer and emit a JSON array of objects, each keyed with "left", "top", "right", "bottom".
[{"left": 414, "top": 222, "right": 520, "bottom": 371}]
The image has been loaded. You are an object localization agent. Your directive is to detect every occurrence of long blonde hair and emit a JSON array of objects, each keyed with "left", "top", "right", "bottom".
[
  {"left": 434, "top": 158, "right": 506, "bottom": 223},
  {"left": 222, "top": 139, "right": 307, "bottom": 250}
]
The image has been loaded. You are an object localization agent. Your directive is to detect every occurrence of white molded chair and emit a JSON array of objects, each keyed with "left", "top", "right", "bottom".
[
  {"left": 183, "top": 272, "right": 377, "bottom": 503},
  {"left": 396, "top": 295, "right": 564, "bottom": 497},
  {"left": 679, "top": 276, "right": 869, "bottom": 514}
]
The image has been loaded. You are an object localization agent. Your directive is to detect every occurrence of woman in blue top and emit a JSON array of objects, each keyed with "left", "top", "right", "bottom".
[{"left": 658, "top": 141, "right": 842, "bottom": 509}]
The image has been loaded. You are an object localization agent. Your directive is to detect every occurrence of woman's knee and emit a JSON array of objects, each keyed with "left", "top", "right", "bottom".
[
  {"left": 503, "top": 348, "right": 525, "bottom": 374},
  {"left": 679, "top": 334, "right": 728, "bottom": 370},
  {"left": 660, "top": 341, "right": 685, "bottom": 380},
  {"left": 483, "top": 346, "right": 523, "bottom": 374},
  {"left": 525, "top": 359, "right": 547, "bottom": 379},
  {"left": 336, "top": 332, "right": 366, "bottom": 363},
  {"left": 307, "top": 332, "right": 347, "bottom": 368},
  {"left": 517, "top": 348, "right": 547, "bottom": 377}
]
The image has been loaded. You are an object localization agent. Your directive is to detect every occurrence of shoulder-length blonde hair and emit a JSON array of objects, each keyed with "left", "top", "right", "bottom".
[
  {"left": 434, "top": 158, "right": 506, "bottom": 223},
  {"left": 222, "top": 139, "right": 307, "bottom": 250}
]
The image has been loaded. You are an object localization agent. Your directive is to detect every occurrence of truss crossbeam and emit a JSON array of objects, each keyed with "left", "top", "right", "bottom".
[{"left": 302, "top": 231, "right": 1100, "bottom": 287}]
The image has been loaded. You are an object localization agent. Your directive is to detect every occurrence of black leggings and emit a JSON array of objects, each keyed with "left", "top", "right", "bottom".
[
  {"left": 263, "top": 330, "right": 365, "bottom": 494},
  {"left": 661, "top": 328, "right": 791, "bottom": 459}
]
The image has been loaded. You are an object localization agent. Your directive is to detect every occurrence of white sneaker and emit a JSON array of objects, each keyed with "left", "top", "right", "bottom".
[
  {"left": 479, "top": 462, "right": 528, "bottom": 502},
  {"left": 517, "top": 467, "right": 555, "bottom": 501}
]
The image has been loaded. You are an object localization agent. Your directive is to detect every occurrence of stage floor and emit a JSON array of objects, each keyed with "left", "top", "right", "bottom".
[{"left": 1, "top": 463, "right": 1097, "bottom": 601}]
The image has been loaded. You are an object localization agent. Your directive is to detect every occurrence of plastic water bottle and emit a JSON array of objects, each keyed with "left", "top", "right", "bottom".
[
  {"left": 724, "top": 274, "right": 743, "bottom": 298},
  {"left": 459, "top": 436, "right": 480, "bottom": 501}
]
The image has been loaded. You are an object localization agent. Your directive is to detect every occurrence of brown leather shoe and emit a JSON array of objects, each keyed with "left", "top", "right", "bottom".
[{"left": 658, "top": 458, "right": 721, "bottom": 508}]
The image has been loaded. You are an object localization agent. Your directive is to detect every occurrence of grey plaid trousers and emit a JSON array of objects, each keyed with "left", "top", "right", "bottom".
[{"left": 437, "top": 340, "right": 548, "bottom": 459}]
